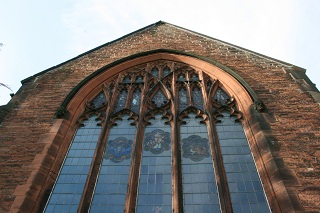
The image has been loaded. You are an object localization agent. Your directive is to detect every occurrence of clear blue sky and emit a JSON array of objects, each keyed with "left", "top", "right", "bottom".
[{"left": 1, "top": 0, "right": 319, "bottom": 105}]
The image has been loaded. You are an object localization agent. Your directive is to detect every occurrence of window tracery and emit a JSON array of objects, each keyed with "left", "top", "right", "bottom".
[
  {"left": 152, "top": 90, "right": 167, "bottom": 108},
  {"left": 44, "top": 60, "right": 270, "bottom": 213}
]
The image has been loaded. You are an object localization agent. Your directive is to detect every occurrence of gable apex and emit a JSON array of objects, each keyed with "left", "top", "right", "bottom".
[{"left": 21, "top": 21, "right": 306, "bottom": 85}]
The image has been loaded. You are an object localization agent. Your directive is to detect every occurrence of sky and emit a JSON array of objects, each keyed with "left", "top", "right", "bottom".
[{"left": 0, "top": 0, "right": 319, "bottom": 105}]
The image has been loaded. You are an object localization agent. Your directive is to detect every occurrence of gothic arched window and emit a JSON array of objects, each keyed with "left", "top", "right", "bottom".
[{"left": 44, "top": 61, "right": 271, "bottom": 213}]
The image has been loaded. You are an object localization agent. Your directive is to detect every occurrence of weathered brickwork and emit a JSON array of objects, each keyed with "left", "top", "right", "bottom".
[{"left": 0, "top": 22, "right": 319, "bottom": 212}]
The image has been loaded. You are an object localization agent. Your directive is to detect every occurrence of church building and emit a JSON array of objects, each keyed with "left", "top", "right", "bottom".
[{"left": 0, "top": 21, "right": 319, "bottom": 212}]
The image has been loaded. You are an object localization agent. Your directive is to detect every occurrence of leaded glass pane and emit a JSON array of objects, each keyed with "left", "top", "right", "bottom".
[
  {"left": 178, "top": 87, "right": 189, "bottom": 112},
  {"left": 135, "top": 76, "right": 144, "bottom": 83},
  {"left": 213, "top": 88, "right": 229, "bottom": 105},
  {"left": 190, "top": 73, "right": 199, "bottom": 81},
  {"left": 122, "top": 76, "right": 131, "bottom": 83},
  {"left": 130, "top": 89, "right": 141, "bottom": 114},
  {"left": 115, "top": 90, "right": 127, "bottom": 112},
  {"left": 151, "top": 67, "right": 159, "bottom": 78},
  {"left": 180, "top": 113, "right": 220, "bottom": 212},
  {"left": 90, "top": 115, "right": 136, "bottom": 212},
  {"left": 136, "top": 115, "right": 172, "bottom": 212},
  {"left": 178, "top": 73, "right": 186, "bottom": 81},
  {"left": 192, "top": 87, "right": 204, "bottom": 110},
  {"left": 216, "top": 113, "right": 270, "bottom": 213},
  {"left": 44, "top": 116, "right": 101, "bottom": 213},
  {"left": 163, "top": 67, "right": 170, "bottom": 77},
  {"left": 152, "top": 90, "right": 167, "bottom": 107},
  {"left": 91, "top": 92, "right": 106, "bottom": 109}
]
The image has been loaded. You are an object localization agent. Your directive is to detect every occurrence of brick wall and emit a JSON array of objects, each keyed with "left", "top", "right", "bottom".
[{"left": 0, "top": 22, "right": 319, "bottom": 212}]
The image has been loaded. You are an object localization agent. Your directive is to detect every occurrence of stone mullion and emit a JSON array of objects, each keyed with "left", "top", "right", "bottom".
[
  {"left": 125, "top": 72, "right": 149, "bottom": 212},
  {"left": 206, "top": 114, "right": 233, "bottom": 213},
  {"left": 205, "top": 81, "right": 233, "bottom": 213},
  {"left": 199, "top": 71, "right": 209, "bottom": 110},
  {"left": 107, "top": 76, "right": 124, "bottom": 113},
  {"left": 171, "top": 70, "right": 183, "bottom": 213},
  {"left": 126, "top": 85, "right": 133, "bottom": 109},
  {"left": 125, "top": 84, "right": 134, "bottom": 109},
  {"left": 186, "top": 72, "right": 193, "bottom": 108},
  {"left": 124, "top": 117, "right": 145, "bottom": 213},
  {"left": 189, "top": 82, "right": 200, "bottom": 108}
]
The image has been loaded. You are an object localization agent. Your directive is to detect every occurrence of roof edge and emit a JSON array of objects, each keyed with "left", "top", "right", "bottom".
[
  {"left": 22, "top": 21, "right": 306, "bottom": 85},
  {"left": 163, "top": 22, "right": 305, "bottom": 71},
  {"left": 21, "top": 21, "right": 166, "bottom": 84}
]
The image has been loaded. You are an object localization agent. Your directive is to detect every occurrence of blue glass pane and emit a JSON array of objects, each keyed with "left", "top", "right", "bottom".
[
  {"left": 44, "top": 116, "right": 101, "bottom": 213},
  {"left": 180, "top": 114, "right": 220, "bottom": 212},
  {"left": 151, "top": 67, "right": 159, "bottom": 78},
  {"left": 152, "top": 90, "right": 167, "bottom": 107},
  {"left": 90, "top": 115, "right": 136, "bottom": 212},
  {"left": 136, "top": 115, "right": 172, "bottom": 212},
  {"left": 130, "top": 89, "right": 141, "bottom": 114},
  {"left": 190, "top": 73, "right": 199, "bottom": 81},
  {"left": 179, "top": 87, "right": 189, "bottom": 112},
  {"left": 91, "top": 92, "right": 106, "bottom": 109},
  {"left": 192, "top": 87, "right": 204, "bottom": 110},
  {"left": 163, "top": 67, "right": 170, "bottom": 77},
  {"left": 178, "top": 73, "right": 186, "bottom": 81},
  {"left": 135, "top": 76, "right": 144, "bottom": 83},
  {"left": 115, "top": 90, "right": 127, "bottom": 112},
  {"left": 216, "top": 113, "right": 270, "bottom": 212},
  {"left": 213, "top": 88, "right": 229, "bottom": 105},
  {"left": 122, "top": 76, "right": 131, "bottom": 83}
]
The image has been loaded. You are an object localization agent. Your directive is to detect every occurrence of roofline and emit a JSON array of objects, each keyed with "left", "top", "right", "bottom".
[
  {"left": 22, "top": 20, "right": 305, "bottom": 84},
  {"left": 163, "top": 21, "right": 305, "bottom": 71},
  {"left": 21, "top": 21, "right": 164, "bottom": 84}
]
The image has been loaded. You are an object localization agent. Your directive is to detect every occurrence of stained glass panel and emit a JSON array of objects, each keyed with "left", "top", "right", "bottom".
[
  {"left": 135, "top": 76, "right": 144, "bottom": 83},
  {"left": 178, "top": 74, "right": 186, "bottom": 81},
  {"left": 91, "top": 92, "right": 107, "bottom": 109},
  {"left": 151, "top": 67, "right": 159, "bottom": 78},
  {"left": 115, "top": 90, "right": 127, "bottom": 112},
  {"left": 180, "top": 114, "right": 220, "bottom": 213},
  {"left": 122, "top": 76, "right": 131, "bottom": 83},
  {"left": 130, "top": 89, "right": 141, "bottom": 114},
  {"left": 163, "top": 67, "right": 170, "bottom": 77},
  {"left": 136, "top": 115, "right": 172, "bottom": 212},
  {"left": 152, "top": 90, "right": 167, "bottom": 107},
  {"left": 44, "top": 116, "right": 101, "bottom": 213},
  {"left": 190, "top": 73, "right": 199, "bottom": 81},
  {"left": 178, "top": 87, "right": 189, "bottom": 112},
  {"left": 192, "top": 87, "right": 204, "bottom": 110},
  {"left": 90, "top": 115, "right": 136, "bottom": 212},
  {"left": 213, "top": 88, "right": 229, "bottom": 105},
  {"left": 216, "top": 113, "right": 270, "bottom": 213}
]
